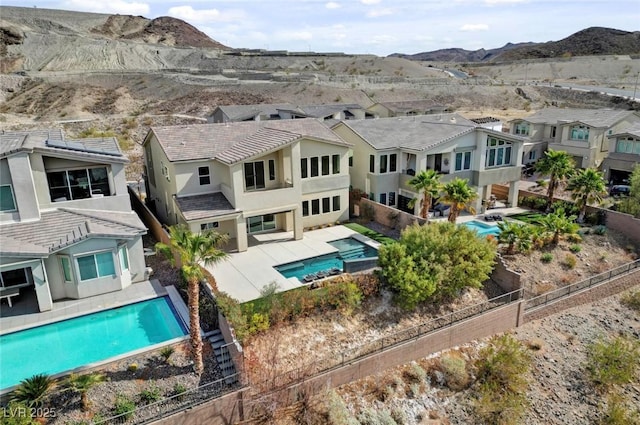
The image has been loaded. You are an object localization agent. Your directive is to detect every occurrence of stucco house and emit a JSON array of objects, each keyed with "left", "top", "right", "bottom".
[
  {"left": 0, "top": 129, "right": 147, "bottom": 312},
  {"left": 142, "top": 119, "right": 351, "bottom": 252},
  {"left": 208, "top": 103, "right": 369, "bottom": 124},
  {"left": 367, "top": 100, "right": 451, "bottom": 118},
  {"left": 508, "top": 108, "right": 640, "bottom": 168},
  {"left": 332, "top": 114, "right": 525, "bottom": 214},
  {"left": 602, "top": 122, "right": 640, "bottom": 184}
]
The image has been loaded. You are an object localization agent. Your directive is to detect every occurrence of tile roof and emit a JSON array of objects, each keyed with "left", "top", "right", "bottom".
[
  {"left": 609, "top": 122, "right": 640, "bottom": 138},
  {"left": 0, "top": 128, "right": 125, "bottom": 161},
  {"left": 0, "top": 208, "right": 146, "bottom": 257},
  {"left": 339, "top": 114, "right": 480, "bottom": 151},
  {"left": 150, "top": 118, "right": 350, "bottom": 163},
  {"left": 175, "top": 192, "right": 239, "bottom": 221},
  {"left": 216, "top": 103, "right": 295, "bottom": 120},
  {"left": 374, "top": 100, "right": 448, "bottom": 113},
  {"left": 519, "top": 108, "right": 637, "bottom": 127}
]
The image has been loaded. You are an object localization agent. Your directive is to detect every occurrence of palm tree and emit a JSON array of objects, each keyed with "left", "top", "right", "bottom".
[
  {"left": 11, "top": 374, "right": 57, "bottom": 408},
  {"left": 156, "top": 225, "right": 229, "bottom": 376},
  {"left": 441, "top": 178, "right": 478, "bottom": 223},
  {"left": 497, "top": 221, "right": 534, "bottom": 255},
  {"left": 537, "top": 208, "right": 580, "bottom": 245},
  {"left": 408, "top": 169, "right": 442, "bottom": 221},
  {"left": 65, "top": 373, "right": 106, "bottom": 411},
  {"left": 567, "top": 168, "right": 607, "bottom": 222},
  {"left": 535, "top": 149, "right": 575, "bottom": 211}
]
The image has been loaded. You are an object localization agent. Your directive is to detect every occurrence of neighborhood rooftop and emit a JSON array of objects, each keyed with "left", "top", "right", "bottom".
[
  {"left": 610, "top": 122, "right": 640, "bottom": 138},
  {"left": 175, "top": 193, "right": 239, "bottom": 221},
  {"left": 150, "top": 118, "right": 351, "bottom": 162},
  {"left": 517, "top": 108, "right": 636, "bottom": 127}
]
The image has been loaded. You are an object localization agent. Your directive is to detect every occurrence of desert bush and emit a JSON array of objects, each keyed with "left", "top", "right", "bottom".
[
  {"left": 439, "top": 354, "right": 470, "bottom": 390},
  {"left": 474, "top": 334, "right": 531, "bottom": 425},
  {"left": 563, "top": 253, "right": 577, "bottom": 269},
  {"left": 326, "top": 281, "right": 362, "bottom": 315},
  {"left": 173, "top": 383, "right": 187, "bottom": 400},
  {"left": 113, "top": 394, "right": 135, "bottom": 419},
  {"left": 353, "top": 273, "right": 381, "bottom": 297},
  {"left": 139, "top": 384, "right": 162, "bottom": 404},
  {"left": 621, "top": 290, "right": 640, "bottom": 313},
  {"left": 1, "top": 401, "right": 39, "bottom": 425},
  {"left": 586, "top": 335, "right": 640, "bottom": 390},
  {"left": 357, "top": 408, "right": 396, "bottom": 425},
  {"left": 598, "top": 393, "right": 640, "bottom": 425},
  {"left": 593, "top": 225, "right": 608, "bottom": 235},
  {"left": 159, "top": 346, "right": 174, "bottom": 362},
  {"left": 569, "top": 244, "right": 582, "bottom": 253},
  {"left": 325, "top": 390, "right": 358, "bottom": 425},
  {"left": 540, "top": 253, "right": 553, "bottom": 263},
  {"left": 402, "top": 363, "right": 427, "bottom": 385},
  {"left": 10, "top": 374, "right": 57, "bottom": 408}
]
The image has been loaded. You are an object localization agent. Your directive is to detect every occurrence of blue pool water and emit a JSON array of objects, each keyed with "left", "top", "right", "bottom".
[
  {"left": 275, "top": 238, "right": 378, "bottom": 282},
  {"left": 462, "top": 220, "right": 501, "bottom": 237},
  {"left": 0, "top": 297, "right": 187, "bottom": 390}
]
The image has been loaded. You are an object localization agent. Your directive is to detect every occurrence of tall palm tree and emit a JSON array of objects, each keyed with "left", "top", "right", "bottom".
[
  {"left": 567, "top": 168, "right": 607, "bottom": 222},
  {"left": 497, "top": 221, "right": 534, "bottom": 255},
  {"left": 535, "top": 149, "right": 575, "bottom": 211},
  {"left": 408, "top": 169, "right": 442, "bottom": 221},
  {"left": 65, "top": 373, "right": 105, "bottom": 411},
  {"left": 11, "top": 374, "right": 57, "bottom": 408},
  {"left": 441, "top": 178, "right": 478, "bottom": 223},
  {"left": 537, "top": 208, "right": 580, "bottom": 245},
  {"left": 156, "top": 225, "right": 229, "bottom": 376}
]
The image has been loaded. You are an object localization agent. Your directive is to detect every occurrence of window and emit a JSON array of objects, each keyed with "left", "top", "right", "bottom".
[
  {"left": 616, "top": 137, "right": 640, "bottom": 154},
  {"left": 332, "top": 155, "right": 340, "bottom": 174},
  {"left": 200, "top": 222, "right": 219, "bottom": 230},
  {"left": 389, "top": 154, "right": 397, "bottom": 172},
  {"left": 47, "top": 167, "right": 110, "bottom": 201},
  {"left": 301, "top": 158, "right": 308, "bottom": 178},
  {"left": 118, "top": 245, "right": 129, "bottom": 271},
  {"left": 198, "top": 166, "right": 210, "bottom": 185},
  {"left": 311, "top": 199, "right": 320, "bottom": 215},
  {"left": 310, "top": 157, "right": 319, "bottom": 177},
  {"left": 322, "top": 156, "right": 330, "bottom": 175},
  {"left": 550, "top": 126, "right": 557, "bottom": 138},
  {"left": 349, "top": 156, "right": 353, "bottom": 167},
  {"left": 77, "top": 251, "right": 116, "bottom": 281},
  {"left": 244, "top": 161, "right": 265, "bottom": 190},
  {"left": 0, "top": 185, "right": 16, "bottom": 212},
  {"left": 485, "top": 137, "right": 512, "bottom": 168},
  {"left": 247, "top": 214, "right": 276, "bottom": 233},
  {"left": 322, "top": 197, "right": 330, "bottom": 213},
  {"left": 570, "top": 125, "right": 589, "bottom": 141},
  {"left": 302, "top": 200, "right": 309, "bottom": 217},
  {"left": 379, "top": 155, "right": 387, "bottom": 173},
  {"left": 380, "top": 193, "right": 387, "bottom": 205},
  {"left": 0, "top": 267, "right": 31, "bottom": 288},
  {"left": 515, "top": 122, "right": 529, "bottom": 136},
  {"left": 369, "top": 192, "right": 374, "bottom": 201},
  {"left": 60, "top": 257, "right": 72, "bottom": 282},
  {"left": 268, "top": 160, "right": 276, "bottom": 181},
  {"left": 528, "top": 150, "right": 537, "bottom": 161},
  {"left": 332, "top": 195, "right": 340, "bottom": 211},
  {"left": 369, "top": 155, "right": 375, "bottom": 173},
  {"left": 145, "top": 143, "right": 155, "bottom": 186},
  {"left": 388, "top": 192, "right": 396, "bottom": 206},
  {"left": 455, "top": 151, "right": 472, "bottom": 171}
]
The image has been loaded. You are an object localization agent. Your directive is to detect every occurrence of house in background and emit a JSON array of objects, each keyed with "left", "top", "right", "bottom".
[
  {"left": 470, "top": 117, "right": 504, "bottom": 132},
  {"left": 0, "top": 129, "right": 147, "bottom": 312},
  {"left": 602, "top": 123, "right": 640, "bottom": 184},
  {"left": 208, "top": 103, "right": 370, "bottom": 124},
  {"left": 508, "top": 108, "right": 640, "bottom": 168},
  {"left": 367, "top": 100, "right": 451, "bottom": 118},
  {"left": 143, "top": 119, "right": 351, "bottom": 252},
  {"left": 332, "top": 114, "right": 525, "bottom": 214}
]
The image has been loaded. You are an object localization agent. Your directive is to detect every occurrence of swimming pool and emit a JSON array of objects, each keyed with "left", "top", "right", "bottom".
[
  {"left": 461, "top": 220, "right": 502, "bottom": 237},
  {"left": 0, "top": 296, "right": 187, "bottom": 390},
  {"left": 275, "top": 237, "right": 378, "bottom": 282}
]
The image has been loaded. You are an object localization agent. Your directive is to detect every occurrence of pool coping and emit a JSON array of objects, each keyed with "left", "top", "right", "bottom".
[{"left": 0, "top": 286, "right": 190, "bottom": 395}]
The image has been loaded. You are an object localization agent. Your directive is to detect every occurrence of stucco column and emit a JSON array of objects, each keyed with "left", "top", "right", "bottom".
[
  {"left": 35, "top": 260, "right": 53, "bottom": 312},
  {"left": 474, "top": 186, "right": 483, "bottom": 214},
  {"left": 508, "top": 180, "right": 519, "bottom": 207},
  {"left": 7, "top": 154, "right": 40, "bottom": 221},
  {"left": 236, "top": 216, "right": 248, "bottom": 252},
  {"left": 293, "top": 207, "right": 303, "bottom": 241}
]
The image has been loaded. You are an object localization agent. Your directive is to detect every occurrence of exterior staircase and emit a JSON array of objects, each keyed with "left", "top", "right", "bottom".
[{"left": 208, "top": 329, "right": 239, "bottom": 385}]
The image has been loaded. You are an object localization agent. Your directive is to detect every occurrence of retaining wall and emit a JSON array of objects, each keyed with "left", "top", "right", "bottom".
[{"left": 359, "top": 197, "right": 426, "bottom": 231}]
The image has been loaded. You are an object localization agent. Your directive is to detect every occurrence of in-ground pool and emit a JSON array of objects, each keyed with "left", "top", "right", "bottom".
[
  {"left": 0, "top": 296, "right": 187, "bottom": 390},
  {"left": 275, "top": 237, "right": 378, "bottom": 282},
  {"left": 461, "top": 220, "right": 501, "bottom": 237}
]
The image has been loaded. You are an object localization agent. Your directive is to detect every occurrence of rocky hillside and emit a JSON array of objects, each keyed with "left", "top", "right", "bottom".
[{"left": 392, "top": 27, "right": 640, "bottom": 62}]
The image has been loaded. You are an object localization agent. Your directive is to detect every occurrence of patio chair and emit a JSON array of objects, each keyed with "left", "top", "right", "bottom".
[
  {"left": 329, "top": 267, "right": 341, "bottom": 275},
  {"left": 484, "top": 215, "right": 494, "bottom": 221},
  {"left": 303, "top": 273, "right": 317, "bottom": 283}
]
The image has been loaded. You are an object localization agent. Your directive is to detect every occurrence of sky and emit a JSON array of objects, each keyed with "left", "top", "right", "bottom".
[{"left": 3, "top": 0, "right": 639, "bottom": 56}]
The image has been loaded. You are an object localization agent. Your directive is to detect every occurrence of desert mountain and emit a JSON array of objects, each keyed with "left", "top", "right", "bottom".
[{"left": 392, "top": 27, "right": 640, "bottom": 62}]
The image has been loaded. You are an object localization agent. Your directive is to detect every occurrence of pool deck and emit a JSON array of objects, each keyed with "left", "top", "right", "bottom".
[
  {"left": 0, "top": 279, "right": 168, "bottom": 335},
  {"left": 206, "top": 225, "right": 379, "bottom": 303}
]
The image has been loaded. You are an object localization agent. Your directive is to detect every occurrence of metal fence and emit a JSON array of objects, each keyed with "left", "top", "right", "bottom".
[
  {"left": 525, "top": 259, "right": 640, "bottom": 311},
  {"left": 251, "top": 288, "right": 522, "bottom": 393},
  {"left": 92, "top": 373, "right": 243, "bottom": 425}
]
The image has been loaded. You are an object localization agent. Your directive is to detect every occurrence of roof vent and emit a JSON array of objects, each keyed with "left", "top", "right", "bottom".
[{"left": 450, "top": 117, "right": 456, "bottom": 123}]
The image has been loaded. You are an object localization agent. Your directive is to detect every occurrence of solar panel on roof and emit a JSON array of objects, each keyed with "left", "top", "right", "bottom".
[{"left": 45, "top": 139, "right": 121, "bottom": 157}]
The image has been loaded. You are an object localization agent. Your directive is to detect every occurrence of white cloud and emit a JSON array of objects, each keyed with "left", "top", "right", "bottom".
[
  {"left": 61, "top": 0, "right": 149, "bottom": 15},
  {"left": 325, "top": 2, "right": 341, "bottom": 9},
  {"left": 273, "top": 30, "right": 314, "bottom": 42},
  {"left": 484, "top": 0, "right": 527, "bottom": 4},
  {"left": 366, "top": 8, "right": 393, "bottom": 18},
  {"left": 460, "top": 24, "right": 489, "bottom": 32},
  {"left": 360, "top": 0, "right": 381, "bottom": 4},
  {"left": 168, "top": 6, "right": 245, "bottom": 24}
]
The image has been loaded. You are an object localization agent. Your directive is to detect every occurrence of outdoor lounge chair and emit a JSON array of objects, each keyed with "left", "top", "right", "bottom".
[
  {"left": 329, "top": 267, "right": 341, "bottom": 275},
  {"left": 303, "top": 273, "right": 317, "bottom": 283},
  {"left": 492, "top": 215, "right": 503, "bottom": 221},
  {"left": 484, "top": 215, "right": 494, "bottom": 221},
  {"left": 316, "top": 270, "right": 329, "bottom": 278}
]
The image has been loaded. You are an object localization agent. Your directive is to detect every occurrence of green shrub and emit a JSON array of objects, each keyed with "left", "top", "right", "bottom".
[
  {"left": 1, "top": 401, "right": 39, "bottom": 425},
  {"left": 593, "top": 225, "right": 608, "bottom": 235},
  {"left": 173, "top": 383, "right": 187, "bottom": 399},
  {"left": 159, "top": 346, "right": 174, "bottom": 362},
  {"left": 127, "top": 363, "right": 138, "bottom": 372},
  {"left": 139, "top": 384, "right": 162, "bottom": 404},
  {"left": 11, "top": 374, "right": 57, "bottom": 408},
  {"left": 439, "top": 354, "right": 469, "bottom": 390},
  {"left": 325, "top": 390, "right": 358, "bottom": 425},
  {"left": 621, "top": 290, "right": 640, "bottom": 313},
  {"left": 599, "top": 393, "right": 640, "bottom": 425},
  {"left": 357, "top": 408, "right": 396, "bottom": 425},
  {"left": 564, "top": 253, "right": 577, "bottom": 269},
  {"left": 569, "top": 244, "right": 582, "bottom": 253},
  {"left": 114, "top": 395, "right": 136, "bottom": 419},
  {"left": 586, "top": 335, "right": 640, "bottom": 389},
  {"left": 326, "top": 281, "right": 362, "bottom": 315},
  {"left": 540, "top": 253, "right": 553, "bottom": 263},
  {"left": 402, "top": 363, "right": 427, "bottom": 384}
]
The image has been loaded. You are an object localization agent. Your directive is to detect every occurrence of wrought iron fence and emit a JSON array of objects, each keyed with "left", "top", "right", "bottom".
[
  {"left": 251, "top": 288, "right": 522, "bottom": 393},
  {"left": 525, "top": 259, "right": 640, "bottom": 311}
]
